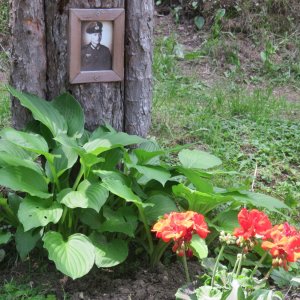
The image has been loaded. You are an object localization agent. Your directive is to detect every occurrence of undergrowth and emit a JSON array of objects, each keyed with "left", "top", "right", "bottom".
[{"left": 0, "top": 280, "right": 56, "bottom": 300}]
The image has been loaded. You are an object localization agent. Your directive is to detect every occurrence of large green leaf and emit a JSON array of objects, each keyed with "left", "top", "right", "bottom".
[
  {"left": 93, "top": 170, "right": 130, "bottom": 185},
  {"left": 0, "top": 166, "right": 51, "bottom": 198},
  {"left": 144, "top": 194, "right": 178, "bottom": 224},
  {"left": 60, "top": 180, "right": 108, "bottom": 212},
  {"left": 0, "top": 128, "right": 49, "bottom": 154},
  {"left": 51, "top": 93, "right": 85, "bottom": 138},
  {"left": 81, "top": 152, "right": 104, "bottom": 166},
  {"left": 247, "top": 289, "right": 283, "bottom": 300},
  {"left": 83, "top": 132, "right": 145, "bottom": 155},
  {"left": 270, "top": 268, "right": 294, "bottom": 288},
  {"left": 45, "top": 145, "right": 78, "bottom": 179},
  {"left": 18, "top": 196, "right": 63, "bottom": 231},
  {"left": 0, "top": 152, "right": 43, "bottom": 175},
  {"left": 133, "top": 149, "right": 164, "bottom": 165},
  {"left": 133, "top": 165, "right": 171, "bottom": 186},
  {"left": 89, "top": 125, "right": 115, "bottom": 141},
  {"left": 79, "top": 208, "right": 102, "bottom": 230},
  {"left": 190, "top": 235, "right": 208, "bottom": 259},
  {"left": 90, "top": 233, "right": 128, "bottom": 268},
  {"left": 173, "top": 184, "right": 231, "bottom": 214},
  {"left": 0, "top": 140, "right": 35, "bottom": 159},
  {"left": 244, "top": 191, "right": 290, "bottom": 210},
  {"left": 101, "top": 178, "right": 147, "bottom": 207},
  {"left": 225, "top": 280, "right": 245, "bottom": 300},
  {"left": 54, "top": 133, "right": 82, "bottom": 151},
  {"left": 0, "top": 231, "right": 12, "bottom": 245},
  {"left": 8, "top": 193, "right": 22, "bottom": 215},
  {"left": 178, "top": 149, "right": 222, "bottom": 170},
  {"left": 195, "top": 286, "right": 223, "bottom": 300},
  {"left": 95, "top": 148, "right": 123, "bottom": 171},
  {"left": 213, "top": 210, "right": 239, "bottom": 232},
  {"left": 99, "top": 206, "right": 138, "bottom": 237},
  {"left": 229, "top": 191, "right": 290, "bottom": 212},
  {"left": 175, "top": 284, "right": 197, "bottom": 300},
  {"left": 43, "top": 232, "right": 95, "bottom": 279},
  {"left": 15, "top": 226, "right": 43, "bottom": 260},
  {"left": 8, "top": 86, "right": 67, "bottom": 136},
  {"left": 178, "top": 167, "right": 213, "bottom": 193}
]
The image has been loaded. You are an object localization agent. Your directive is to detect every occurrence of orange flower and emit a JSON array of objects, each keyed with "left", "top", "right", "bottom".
[
  {"left": 233, "top": 208, "right": 272, "bottom": 240},
  {"left": 261, "top": 223, "right": 300, "bottom": 270},
  {"left": 152, "top": 211, "right": 209, "bottom": 257}
]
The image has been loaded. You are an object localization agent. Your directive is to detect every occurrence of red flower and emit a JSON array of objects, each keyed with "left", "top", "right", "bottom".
[
  {"left": 261, "top": 223, "right": 300, "bottom": 270},
  {"left": 233, "top": 208, "right": 272, "bottom": 240},
  {"left": 152, "top": 211, "right": 209, "bottom": 257}
]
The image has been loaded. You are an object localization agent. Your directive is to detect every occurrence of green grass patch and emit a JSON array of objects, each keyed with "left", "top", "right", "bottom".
[
  {"left": 0, "top": 0, "right": 8, "bottom": 36},
  {"left": 0, "top": 84, "right": 11, "bottom": 128},
  {"left": 152, "top": 36, "right": 300, "bottom": 215}
]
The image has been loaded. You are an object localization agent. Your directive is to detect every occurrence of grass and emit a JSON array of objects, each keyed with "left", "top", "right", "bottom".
[
  {"left": 0, "top": 0, "right": 8, "bottom": 36},
  {"left": 0, "top": 85, "right": 10, "bottom": 128},
  {"left": 151, "top": 35, "right": 300, "bottom": 223}
]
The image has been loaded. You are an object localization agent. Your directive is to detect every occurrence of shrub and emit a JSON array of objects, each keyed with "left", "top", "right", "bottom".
[{"left": 0, "top": 87, "right": 290, "bottom": 279}]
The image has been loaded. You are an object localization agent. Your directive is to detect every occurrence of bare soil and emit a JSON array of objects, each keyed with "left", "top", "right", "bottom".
[
  {"left": 154, "top": 12, "right": 300, "bottom": 104},
  {"left": 0, "top": 257, "right": 201, "bottom": 300}
]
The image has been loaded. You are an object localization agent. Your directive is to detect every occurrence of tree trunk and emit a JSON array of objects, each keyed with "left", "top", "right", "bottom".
[
  {"left": 9, "top": 0, "right": 47, "bottom": 129},
  {"left": 10, "top": 0, "right": 153, "bottom": 137},
  {"left": 125, "top": 0, "right": 154, "bottom": 137}
]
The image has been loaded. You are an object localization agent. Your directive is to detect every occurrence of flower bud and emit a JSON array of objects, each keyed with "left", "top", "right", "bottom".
[{"left": 186, "top": 249, "right": 193, "bottom": 258}]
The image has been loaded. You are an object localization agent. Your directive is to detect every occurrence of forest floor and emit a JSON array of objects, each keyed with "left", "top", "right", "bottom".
[{"left": 1, "top": 7, "right": 300, "bottom": 300}]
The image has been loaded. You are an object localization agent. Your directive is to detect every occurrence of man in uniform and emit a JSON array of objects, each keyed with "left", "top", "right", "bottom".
[{"left": 81, "top": 21, "right": 112, "bottom": 71}]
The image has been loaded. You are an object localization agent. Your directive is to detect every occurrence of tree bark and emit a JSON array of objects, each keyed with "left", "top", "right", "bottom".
[
  {"left": 125, "top": 0, "right": 154, "bottom": 137},
  {"left": 45, "top": 0, "right": 125, "bottom": 132},
  {"left": 10, "top": 0, "right": 153, "bottom": 137},
  {"left": 9, "top": 0, "right": 47, "bottom": 129}
]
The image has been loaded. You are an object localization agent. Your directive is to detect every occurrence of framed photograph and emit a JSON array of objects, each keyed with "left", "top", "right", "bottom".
[{"left": 69, "top": 8, "right": 125, "bottom": 84}]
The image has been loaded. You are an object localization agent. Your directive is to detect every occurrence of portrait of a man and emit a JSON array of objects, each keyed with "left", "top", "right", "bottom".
[{"left": 81, "top": 21, "right": 112, "bottom": 71}]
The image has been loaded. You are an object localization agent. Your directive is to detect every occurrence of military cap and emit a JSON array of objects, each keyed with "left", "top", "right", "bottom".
[{"left": 86, "top": 21, "right": 103, "bottom": 34}]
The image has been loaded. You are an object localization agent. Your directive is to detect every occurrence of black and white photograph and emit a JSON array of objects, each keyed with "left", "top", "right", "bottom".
[{"left": 81, "top": 21, "right": 113, "bottom": 71}]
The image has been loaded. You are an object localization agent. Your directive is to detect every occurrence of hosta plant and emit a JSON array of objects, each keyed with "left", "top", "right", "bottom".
[
  {"left": 174, "top": 208, "right": 300, "bottom": 300},
  {"left": 0, "top": 87, "right": 290, "bottom": 280}
]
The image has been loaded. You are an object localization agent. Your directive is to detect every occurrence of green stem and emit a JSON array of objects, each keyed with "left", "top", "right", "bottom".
[
  {"left": 250, "top": 252, "right": 268, "bottom": 278},
  {"left": 1, "top": 205, "right": 18, "bottom": 227},
  {"left": 150, "top": 240, "right": 171, "bottom": 268},
  {"left": 138, "top": 206, "right": 153, "bottom": 255},
  {"left": 73, "top": 166, "right": 84, "bottom": 190},
  {"left": 48, "top": 162, "right": 61, "bottom": 192},
  {"left": 68, "top": 210, "right": 73, "bottom": 231},
  {"left": 264, "top": 266, "right": 273, "bottom": 280},
  {"left": 236, "top": 253, "right": 243, "bottom": 276},
  {"left": 182, "top": 250, "right": 191, "bottom": 283},
  {"left": 211, "top": 244, "right": 225, "bottom": 287}
]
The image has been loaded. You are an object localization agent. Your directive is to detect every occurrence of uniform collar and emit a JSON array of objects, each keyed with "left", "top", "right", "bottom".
[{"left": 90, "top": 43, "right": 101, "bottom": 50}]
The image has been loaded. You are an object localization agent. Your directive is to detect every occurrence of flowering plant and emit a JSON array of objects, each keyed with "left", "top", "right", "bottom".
[
  {"left": 152, "top": 208, "right": 300, "bottom": 300},
  {"left": 152, "top": 211, "right": 209, "bottom": 256},
  {"left": 152, "top": 211, "right": 210, "bottom": 282}
]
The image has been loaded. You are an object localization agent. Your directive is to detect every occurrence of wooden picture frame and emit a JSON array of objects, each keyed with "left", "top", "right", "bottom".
[{"left": 69, "top": 8, "right": 125, "bottom": 84}]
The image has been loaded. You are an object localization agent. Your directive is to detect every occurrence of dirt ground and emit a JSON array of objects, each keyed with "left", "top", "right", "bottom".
[
  {"left": 154, "top": 12, "right": 300, "bottom": 104},
  {"left": 1, "top": 256, "right": 300, "bottom": 300},
  {"left": 0, "top": 257, "right": 201, "bottom": 300}
]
